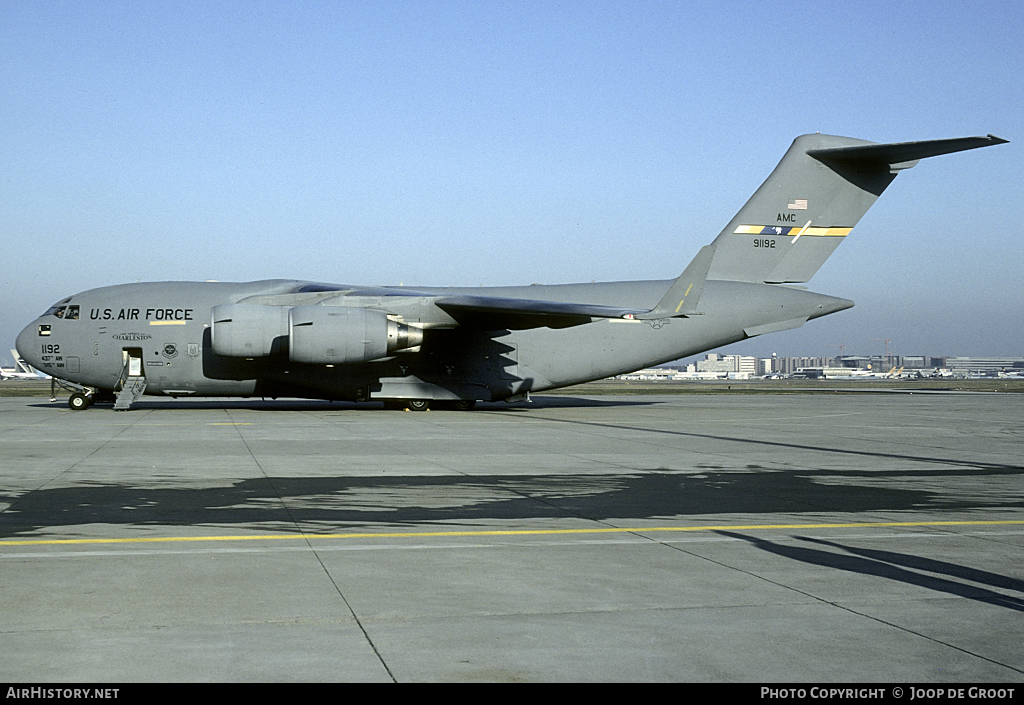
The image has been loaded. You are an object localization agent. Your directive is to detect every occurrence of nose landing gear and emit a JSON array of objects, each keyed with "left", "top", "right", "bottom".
[{"left": 68, "top": 392, "right": 91, "bottom": 410}]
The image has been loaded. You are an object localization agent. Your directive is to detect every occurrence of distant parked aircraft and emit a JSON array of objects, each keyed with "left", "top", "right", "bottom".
[{"left": 1, "top": 349, "right": 47, "bottom": 380}]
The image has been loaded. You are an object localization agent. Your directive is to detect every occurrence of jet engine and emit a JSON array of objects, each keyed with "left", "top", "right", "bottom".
[
  {"left": 211, "top": 303, "right": 422, "bottom": 364},
  {"left": 288, "top": 305, "right": 423, "bottom": 364},
  {"left": 210, "top": 304, "right": 289, "bottom": 357}
]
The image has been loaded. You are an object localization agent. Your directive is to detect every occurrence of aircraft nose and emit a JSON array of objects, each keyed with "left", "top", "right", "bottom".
[{"left": 15, "top": 320, "right": 42, "bottom": 369}]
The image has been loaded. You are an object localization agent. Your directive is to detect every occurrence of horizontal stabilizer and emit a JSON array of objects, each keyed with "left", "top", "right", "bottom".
[{"left": 807, "top": 134, "right": 1008, "bottom": 171}]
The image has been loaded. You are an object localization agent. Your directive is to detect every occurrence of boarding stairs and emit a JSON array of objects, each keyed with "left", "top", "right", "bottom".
[{"left": 114, "top": 377, "right": 147, "bottom": 410}]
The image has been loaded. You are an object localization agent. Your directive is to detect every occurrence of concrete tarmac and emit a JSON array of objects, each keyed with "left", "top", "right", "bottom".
[{"left": 1, "top": 392, "right": 1022, "bottom": 682}]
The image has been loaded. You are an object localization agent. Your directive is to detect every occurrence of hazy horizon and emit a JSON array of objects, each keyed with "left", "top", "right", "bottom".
[{"left": 3, "top": 2, "right": 1020, "bottom": 365}]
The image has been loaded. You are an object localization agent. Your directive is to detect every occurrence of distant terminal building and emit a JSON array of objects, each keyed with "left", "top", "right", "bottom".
[
  {"left": 617, "top": 354, "right": 1023, "bottom": 382},
  {"left": 754, "top": 356, "right": 831, "bottom": 376},
  {"left": 695, "top": 354, "right": 758, "bottom": 378},
  {"left": 945, "top": 357, "right": 1024, "bottom": 374}
]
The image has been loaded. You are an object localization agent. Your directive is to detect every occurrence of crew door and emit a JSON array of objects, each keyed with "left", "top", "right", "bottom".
[{"left": 123, "top": 348, "right": 144, "bottom": 378}]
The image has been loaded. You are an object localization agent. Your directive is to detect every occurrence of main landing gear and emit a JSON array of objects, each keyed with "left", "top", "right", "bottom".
[{"left": 382, "top": 399, "right": 477, "bottom": 411}]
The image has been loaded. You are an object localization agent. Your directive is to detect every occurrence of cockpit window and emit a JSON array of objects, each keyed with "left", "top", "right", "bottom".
[
  {"left": 45, "top": 304, "right": 79, "bottom": 319},
  {"left": 42, "top": 298, "right": 73, "bottom": 317}
]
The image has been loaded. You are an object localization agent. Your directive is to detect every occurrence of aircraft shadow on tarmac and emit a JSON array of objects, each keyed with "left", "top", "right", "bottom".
[
  {"left": 716, "top": 531, "right": 1024, "bottom": 612},
  {"left": 5, "top": 467, "right": 1023, "bottom": 614},
  {"left": 3, "top": 463, "right": 1022, "bottom": 539}
]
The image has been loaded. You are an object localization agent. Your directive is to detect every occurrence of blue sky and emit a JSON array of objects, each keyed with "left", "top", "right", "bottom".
[{"left": 2, "top": 1, "right": 1020, "bottom": 366}]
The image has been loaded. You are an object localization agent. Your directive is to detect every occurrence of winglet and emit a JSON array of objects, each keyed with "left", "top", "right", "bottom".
[{"left": 635, "top": 245, "right": 715, "bottom": 319}]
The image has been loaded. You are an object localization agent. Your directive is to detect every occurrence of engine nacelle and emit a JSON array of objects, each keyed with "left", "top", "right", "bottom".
[
  {"left": 210, "top": 304, "right": 289, "bottom": 357},
  {"left": 289, "top": 306, "right": 423, "bottom": 364}
]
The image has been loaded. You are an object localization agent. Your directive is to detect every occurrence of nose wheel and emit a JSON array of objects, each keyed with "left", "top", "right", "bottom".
[{"left": 68, "top": 392, "right": 91, "bottom": 411}]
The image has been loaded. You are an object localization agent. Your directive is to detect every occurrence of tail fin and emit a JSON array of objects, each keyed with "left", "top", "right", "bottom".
[{"left": 704, "top": 133, "right": 1008, "bottom": 284}]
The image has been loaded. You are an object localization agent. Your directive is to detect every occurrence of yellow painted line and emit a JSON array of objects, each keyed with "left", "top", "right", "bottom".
[
  {"left": 148, "top": 320, "right": 187, "bottom": 325},
  {"left": 732, "top": 225, "right": 852, "bottom": 237},
  {"left": 674, "top": 283, "right": 694, "bottom": 313},
  {"left": 2, "top": 520, "right": 1022, "bottom": 547}
]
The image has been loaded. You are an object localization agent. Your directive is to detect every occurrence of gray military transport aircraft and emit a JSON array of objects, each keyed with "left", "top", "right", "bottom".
[{"left": 16, "top": 133, "right": 1007, "bottom": 411}]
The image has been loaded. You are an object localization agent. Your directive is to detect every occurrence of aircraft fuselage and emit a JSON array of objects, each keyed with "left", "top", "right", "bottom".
[{"left": 15, "top": 278, "right": 850, "bottom": 406}]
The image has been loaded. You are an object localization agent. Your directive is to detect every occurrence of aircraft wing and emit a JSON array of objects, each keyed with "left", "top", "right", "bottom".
[
  {"left": 429, "top": 243, "right": 716, "bottom": 330},
  {"left": 433, "top": 294, "right": 647, "bottom": 330}
]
